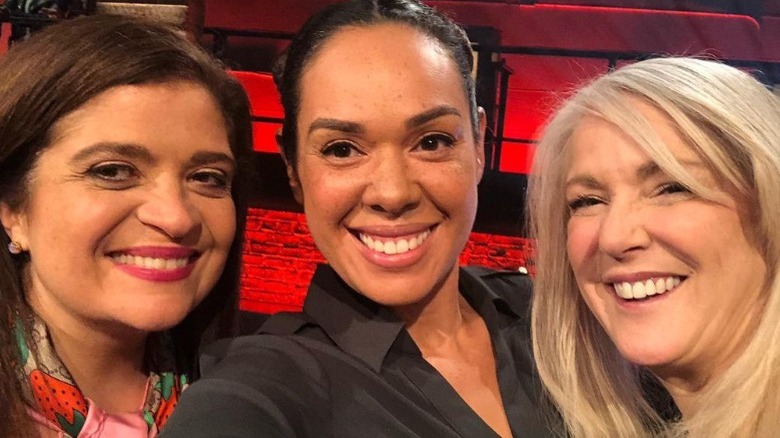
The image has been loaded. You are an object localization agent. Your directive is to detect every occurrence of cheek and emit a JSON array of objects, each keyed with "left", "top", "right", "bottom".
[
  {"left": 27, "top": 190, "right": 124, "bottom": 247},
  {"left": 418, "top": 161, "right": 479, "bottom": 209},
  {"left": 566, "top": 218, "right": 599, "bottom": 277},
  {"left": 203, "top": 200, "right": 237, "bottom": 250},
  {"left": 300, "top": 170, "right": 363, "bottom": 224}
]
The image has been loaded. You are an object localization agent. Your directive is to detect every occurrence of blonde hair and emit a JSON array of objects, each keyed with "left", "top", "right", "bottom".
[{"left": 528, "top": 57, "right": 780, "bottom": 437}]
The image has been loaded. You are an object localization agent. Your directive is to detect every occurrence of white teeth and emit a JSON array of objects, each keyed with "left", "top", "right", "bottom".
[
  {"left": 632, "top": 282, "right": 647, "bottom": 299},
  {"left": 112, "top": 255, "right": 190, "bottom": 271},
  {"left": 616, "top": 282, "right": 633, "bottom": 299},
  {"left": 612, "top": 276, "right": 683, "bottom": 300},
  {"left": 359, "top": 229, "right": 431, "bottom": 255},
  {"left": 645, "top": 279, "right": 656, "bottom": 296},
  {"left": 655, "top": 278, "right": 667, "bottom": 294}
]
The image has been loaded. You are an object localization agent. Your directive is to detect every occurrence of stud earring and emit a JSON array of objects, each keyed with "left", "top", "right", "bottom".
[{"left": 7, "top": 241, "right": 22, "bottom": 254}]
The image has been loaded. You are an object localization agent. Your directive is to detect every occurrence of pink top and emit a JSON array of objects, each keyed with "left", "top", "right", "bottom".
[{"left": 28, "top": 378, "right": 158, "bottom": 438}]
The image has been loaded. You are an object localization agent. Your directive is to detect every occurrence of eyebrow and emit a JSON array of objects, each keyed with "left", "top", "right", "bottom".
[
  {"left": 189, "top": 151, "right": 236, "bottom": 170},
  {"left": 69, "top": 142, "right": 154, "bottom": 165},
  {"left": 307, "top": 119, "right": 363, "bottom": 136},
  {"left": 306, "top": 105, "right": 463, "bottom": 136},
  {"left": 405, "top": 105, "right": 462, "bottom": 130},
  {"left": 69, "top": 143, "right": 236, "bottom": 170},
  {"left": 565, "top": 159, "right": 706, "bottom": 191},
  {"left": 564, "top": 174, "right": 603, "bottom": 192}
]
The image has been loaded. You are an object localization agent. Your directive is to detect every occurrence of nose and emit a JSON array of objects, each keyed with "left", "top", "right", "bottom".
[
  {"left": 136, "top": 181, "right": 201, "bottom": 241},
  {"left": 597, "top": 200, "right": 651, "bottom": 260},
  {"left": 363, "top": 148, "right": 421, "bottom": 218}
]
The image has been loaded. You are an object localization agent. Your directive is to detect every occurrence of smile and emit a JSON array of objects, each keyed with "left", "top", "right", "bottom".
[
  {"left": 111, "top": 254, "right": 191, "bottom": 271},
  {"left": 358, "top": 228, "right": 431, "bottom": 255},
  {"left": 612, "top": 276, "right": 683, "bottom": 300}
]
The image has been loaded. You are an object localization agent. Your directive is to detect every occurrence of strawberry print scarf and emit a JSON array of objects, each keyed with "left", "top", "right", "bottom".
[{"left": 14, "top": 316, "right": 188, "bottom": 437}]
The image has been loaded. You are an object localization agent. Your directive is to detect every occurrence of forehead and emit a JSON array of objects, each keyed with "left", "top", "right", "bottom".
[
  {"left": 52, "top": 80, "right": 222, "bottom": 136},
  {"left": 298, "top": 23, "right": 469, "bottom": 121},
  {"left": 567, "top": 98, "right": 700, "bottom": 174},
  {"left": 41, "top": 81, "right": 231, "bottom": 166}
]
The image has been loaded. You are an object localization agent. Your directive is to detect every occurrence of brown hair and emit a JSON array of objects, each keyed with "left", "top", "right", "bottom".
[{"left": 0, "top": 14, "right": 252, "bottom": 436}]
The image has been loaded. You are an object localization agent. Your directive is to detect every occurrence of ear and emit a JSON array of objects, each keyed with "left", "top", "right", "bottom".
[
  {"left": 276, "top": 127, "right": 304, "bottom": 205},
  {"left": 475, "top": 107, "right": 487, "bottom": 184},
  {"left": 0, "top": 202, "right": 29, "bottom": 251}
]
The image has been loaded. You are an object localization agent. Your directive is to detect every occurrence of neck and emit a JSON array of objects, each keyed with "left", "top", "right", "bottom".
[
  {"left": 653, "top": 300, "right": 763, "bottom": 418},
  {"left": 30, "top": 297, "right": 150, "bottom": 413},
  {"left": 393, "top": 266, "right": 473, "bottom": 352},
  {"left": 657, "top": 375, "right": 704, "bottom": 418}
]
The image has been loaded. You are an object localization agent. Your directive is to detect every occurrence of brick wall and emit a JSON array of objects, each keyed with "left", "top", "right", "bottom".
[{"left": 239, "top": 207, "right": 535, "bottom": 314}]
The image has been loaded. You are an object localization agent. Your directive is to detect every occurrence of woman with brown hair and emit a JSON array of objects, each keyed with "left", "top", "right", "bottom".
[{"left": 0, "top": 14, "right": 253, "bottom": 437}]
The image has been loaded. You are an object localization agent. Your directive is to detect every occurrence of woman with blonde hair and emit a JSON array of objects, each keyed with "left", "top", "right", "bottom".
[{"left": 528, "top": 57, "right": 780, "bottom": 436}]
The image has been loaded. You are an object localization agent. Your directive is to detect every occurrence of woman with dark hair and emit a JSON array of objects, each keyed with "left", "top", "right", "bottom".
[
  {"left": 0, "top": 13, "right": 253, "bottom": 437},
  {"left": 164, "top": 1, "right": 548, "bottom": 437}
]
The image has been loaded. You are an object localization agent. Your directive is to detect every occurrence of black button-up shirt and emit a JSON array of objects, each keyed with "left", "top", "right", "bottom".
[{"left": 163, "top": 265, "right": 552, "bottom": 437}]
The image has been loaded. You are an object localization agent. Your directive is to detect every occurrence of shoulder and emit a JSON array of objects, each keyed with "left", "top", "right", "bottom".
[
  {"left": 166, "top": 334, "right": 331, "bottom": 437},
  {"left": 200, "top": 332, "right": 328, "bottom": 383},
  {"left": 463, "top": 266, "right": 533, "bottom": 312}
]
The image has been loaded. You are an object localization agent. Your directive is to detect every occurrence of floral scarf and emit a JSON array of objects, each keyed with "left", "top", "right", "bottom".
[{"left": 14, "top": 316, "right": 188, "bottom": 437}]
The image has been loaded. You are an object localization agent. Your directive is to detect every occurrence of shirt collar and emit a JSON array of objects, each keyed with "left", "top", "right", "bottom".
[
  {"left": 458, "top": 266, "right": 524, "bottom": 324},
  {"left": 303, "top": 264, "right": 405, "bottom": 373},
  {"left": 302, "top": 264, "right": 522, "bottom": 373}
]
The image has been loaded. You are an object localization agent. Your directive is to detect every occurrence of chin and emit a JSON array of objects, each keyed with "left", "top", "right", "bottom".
[
  {"left": 120, "top": 307, "right": 193, "bottom": 334},
  {"left": 614, "top": 341, "right": 678, "bottom": 368},
  {"left": 353, "top": 279, "right": 434, "bottom": 307}
]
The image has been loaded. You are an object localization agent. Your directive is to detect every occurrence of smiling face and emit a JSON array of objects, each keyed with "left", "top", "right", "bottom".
[
  {"left": 291, "top": 23, "right": 485, "bottom": 307},
  {"left": 564, "top": 99, "right": 767, "bottom": 382},
  {"left": 0, "top": 81, "right": 237, "bottom": 336}
]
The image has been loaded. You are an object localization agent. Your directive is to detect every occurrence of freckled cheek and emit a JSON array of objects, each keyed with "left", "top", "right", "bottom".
[
  {"left": 418, "top": 170, "right": 478, "bottom": 210},
  {"left": 302, "top": 174, "right": 365, "bottom": 220}
]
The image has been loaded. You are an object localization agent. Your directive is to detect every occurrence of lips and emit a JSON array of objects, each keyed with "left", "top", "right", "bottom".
[{"left": 108, "top": 246, "right": 199, "bottom": 282}]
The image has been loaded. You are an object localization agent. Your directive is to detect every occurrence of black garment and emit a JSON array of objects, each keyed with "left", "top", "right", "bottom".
[{"left": 163, "top": 265, "right": 552, "bottom": 437}]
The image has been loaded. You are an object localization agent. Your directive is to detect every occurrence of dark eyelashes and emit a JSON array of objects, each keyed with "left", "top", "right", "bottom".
[
  {"left": 567, "top": 181, "right": 692, "bottom": 213},
  {"left": 419, "top": 133, "right": 456, "bottom": 150},
  {"left": 321, "top": 141, "right": 359, "bottom": 158},
  {"left": 657, "top": 182, "right": 690, "bottom": 195},
  {"left": 318, "top": 132, "right": 458, "bottom": 158},
  {"left": 83, "top": 161, "right": 232, "bottom": 194},
  {"left": 85, "top": 162, "right": 137, "bottom": 182},
  {"left": 567, "top": 195, "right": 602, "bottom": 212},
  {"left": 190, "top": 170, "right": 232, "bottom": 191}
]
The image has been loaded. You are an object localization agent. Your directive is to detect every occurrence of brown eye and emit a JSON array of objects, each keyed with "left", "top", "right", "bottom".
[
  {"left": 86, "top": 162, "right": 139, "bottom": 189},
  {"left": 418, "top": 134, "right": 455, "bottom": 152},
  {"left": 191, "top": 170, "right": 230, "bottom": 190},
  {"left": 89, "top": 163, "right": 135, "bottom": 180},
  {"left": 322, "top": 141, "right": 360, "bottom": 158}
]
